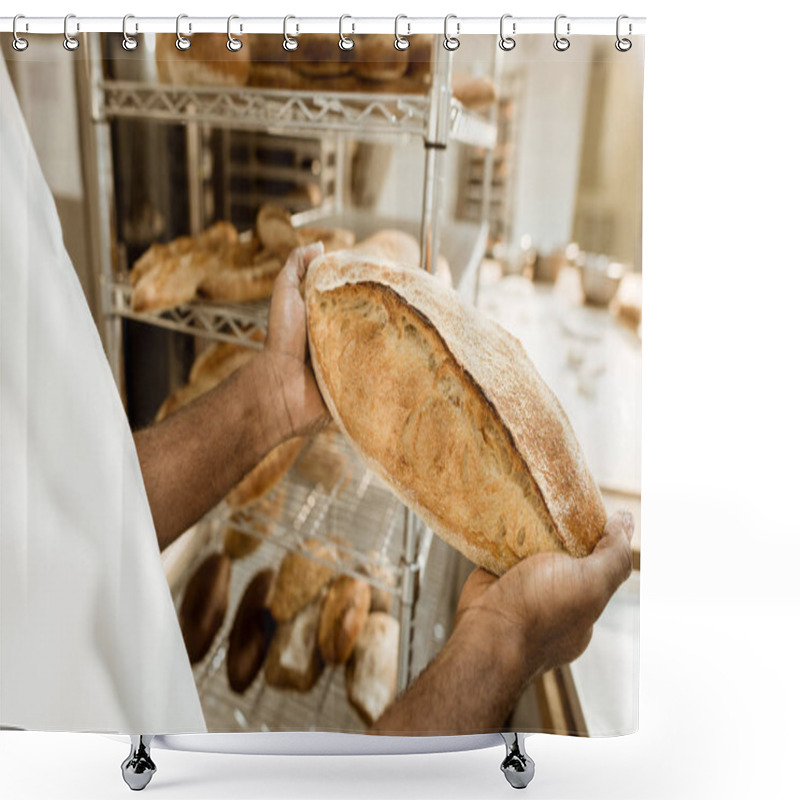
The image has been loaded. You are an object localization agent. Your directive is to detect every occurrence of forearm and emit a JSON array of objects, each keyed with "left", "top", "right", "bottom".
[
  {"left": 371, "top": 619, "right": 535, "bottom": 735},
  {"left": 134, "top": 354, "right": 291, "bottom": 550}
]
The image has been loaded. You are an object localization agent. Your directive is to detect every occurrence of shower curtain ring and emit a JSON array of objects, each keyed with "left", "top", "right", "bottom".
[
  {"left": 615, "top": 15, "right": 632, "bottom": 51},
  {"left": 283, "top": 15, "right": 298, "bottom": 51},
  {"left": 443, "top": 14, "right": 460, "bottom": 51},
  {"left": 394, "top": 15, "right": 410, "bottom": 51},
  {"left": 121, "top": 15, "right": 138, "bottom": 51},
  {"left": 553, "top": 14, "right": 570, "bottom": 52},
  {"left": 176, "top": 14, "right": 191, "bottom": 50},
  {"left": 499, "top": 14, "right": 516, "bottom": 51},
  {"left": 12, "top": 15, "right": 28, "bottom": 52},
  {"left": 227, "top": 15, "right": 243, "bottom": 51},
  {"left": 339, "top": 15, "right": 355, "bottom": 50},
  {"left": 63, "top": 13, "right": 79, "bottom": 51}
]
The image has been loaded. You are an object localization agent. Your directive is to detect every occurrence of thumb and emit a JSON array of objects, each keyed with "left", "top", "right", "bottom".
[{"left": 579, "top": 509, "right": 634, "bottom": 615}]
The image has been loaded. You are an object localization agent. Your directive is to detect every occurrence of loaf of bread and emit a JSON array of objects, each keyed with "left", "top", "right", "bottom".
[
  {"left": 297, "top": 226, "right": 356, "bottom": 254},
  {"left": 268, "top": 541, "right": 338, "bottom": 622},
  {"left": 226, "top": 437, "right": 305, "bottom": 509},
  {"left": 305, "top": 245, "right": 607, "bottom": 576},
  {"left": 345, "top": 612, "right": 399, "bottom": 725},
  {"left": 452, "top": 75, "right": 498, "bottom": 111},
  {"left": 226, "top": 569, "right": 277, "bottom": 693},
  {"left": 353, "top": 36, "right": 410, "bottom": 82},
  {"left": 178, "top": 551, "right": 232, "bottom": 664},
  {"left": 293, "top": 428, "right": 351, "bottom": 492},
  {"left": 292, "top": 34, "right": 352, "bottom": 78},
  {"left": 131, "top": 222, "right": 239, "bottom": 312},
  {"left": 155, "top": 33, "right": 251, "bottom": 87},
  {"left": 264, "top": 593, "right": 325, "bottom": 692},
  {"left": 317, "top": 575, "right": 372, "bottom": 665}
]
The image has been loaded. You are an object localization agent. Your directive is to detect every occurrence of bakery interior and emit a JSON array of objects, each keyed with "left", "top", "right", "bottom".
[{"left": 2, "top": 30, "right": 642, "bottom": 736}]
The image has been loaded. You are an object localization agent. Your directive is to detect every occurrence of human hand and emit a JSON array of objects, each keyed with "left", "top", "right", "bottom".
[
  {"left": 258, "top": 243, "right": 331, "bottom": 439},
  {"left": 454, "top": 510, "right": 634, "bottom": 681}
]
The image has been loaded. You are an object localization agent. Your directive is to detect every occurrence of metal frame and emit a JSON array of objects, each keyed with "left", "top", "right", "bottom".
[{"left": 77, "top": 32, "right": 498, "bottom": 708}]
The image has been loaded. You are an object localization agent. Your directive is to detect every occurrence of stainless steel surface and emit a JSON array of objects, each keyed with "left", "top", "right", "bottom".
[
  {"left": 500, "top": 732, "right": 535, "bottom": 790},
  {"left": 121, "top": 735, "right": 156, "bottom": 791},
  {"left": 96, "top": 82, "right": 496, "bottom": 148}
]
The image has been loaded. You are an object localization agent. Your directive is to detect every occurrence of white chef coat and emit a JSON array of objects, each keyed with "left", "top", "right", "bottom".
[{"left": 0, "top": 57, "right": 206, "bottom": 734}]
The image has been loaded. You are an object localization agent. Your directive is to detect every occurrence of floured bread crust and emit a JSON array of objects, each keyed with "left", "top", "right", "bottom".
[{"left": 306, "top": 253, "right": 606, "bottom": 575}]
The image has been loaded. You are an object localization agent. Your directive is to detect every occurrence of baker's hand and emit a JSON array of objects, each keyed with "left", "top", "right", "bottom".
[
  {"left": 454, "top": 510, "right": 634, "bottom": 680},
  {"left": 260, "top": 243, "right": 331, "bottom": 439}
]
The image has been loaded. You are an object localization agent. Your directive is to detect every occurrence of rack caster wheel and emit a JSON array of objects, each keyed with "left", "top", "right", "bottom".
[
  {"left": 500, "top": 732, "right": 535, "bottom": 789},
  {"left": 121, "top": 735, "right": 156, "bottom": 791}
]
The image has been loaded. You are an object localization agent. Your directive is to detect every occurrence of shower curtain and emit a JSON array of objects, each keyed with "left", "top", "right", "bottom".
[{"left": 0, "top": 24, "right": 642, "bottom": 740}]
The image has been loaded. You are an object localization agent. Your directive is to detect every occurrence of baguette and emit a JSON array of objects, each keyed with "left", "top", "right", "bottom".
[{"left": 305, "top": 246, "right": 606, "bottom": 576}]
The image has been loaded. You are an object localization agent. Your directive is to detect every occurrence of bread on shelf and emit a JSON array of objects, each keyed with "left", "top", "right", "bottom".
[
  {"left": 317, "top": 575, "right": 371, "bottom": 665},
  {"left": 178, "top": 551, "right": 232, "bottom": 664},
  {"left": 268, "top": 541, "right": 339, "bottom": 623},
  {"left": 226, "top": 568, "right": 277, "bottom": 693},
  {"left": 345, "top": 612, "right": 399, "bottom": 725}
]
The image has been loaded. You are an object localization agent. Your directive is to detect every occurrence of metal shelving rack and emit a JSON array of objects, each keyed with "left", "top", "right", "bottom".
[{"left": 76, "top": 33, "right": 498, "bottom": 724}]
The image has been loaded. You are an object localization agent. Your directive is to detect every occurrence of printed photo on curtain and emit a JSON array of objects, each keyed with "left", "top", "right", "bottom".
[{"left": 0, "top": 21, "right": 643, "bottom": 766}]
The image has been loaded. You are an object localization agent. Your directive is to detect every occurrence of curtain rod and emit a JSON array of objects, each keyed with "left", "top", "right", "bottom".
[{"left": 0, "top": 16, "right": 646, "bottom": 37}]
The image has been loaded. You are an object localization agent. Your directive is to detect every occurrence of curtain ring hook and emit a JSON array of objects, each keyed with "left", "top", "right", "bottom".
[
  {"left": 12, "top": 15, "right": 29, "bottom": 52},
  {"left": 339, "top": 14, "right": 355, "bottom": 51},
  {"left": 283, "top": 15, "right": 298, "bottom": 51},
  {"left": 443, "top": 14, "right": 460, "bottom": 51},
  {"left": 121, "top": 14, "right": 138, "bottom": 51},
  {"left": 499, "top": 14, "right": 516, "bottom": 51},
  {"left": 227, "top": 15, "right": 243, "bottom": 52},
  {"left": 615, "top": 14, "right": 632, "bottom": 52},
  {"left": 176, "top": 14, "right": 191, "bottom": 50},
  {"left": 553, "top": 14, "right": 570, "bottom": 52},
  {"left": 63, "top": 13, "right": 79, "bottom": 51},
  {"left": 394, "top": 15, "right": 410, "bottom": 51}
]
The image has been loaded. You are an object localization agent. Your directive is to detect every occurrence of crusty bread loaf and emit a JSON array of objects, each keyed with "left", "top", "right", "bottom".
[
  {"left": 317, "top": 575, "right": 371, "bottom": 665},
  {"left": 345, "top": 612, "right": 399, "bottom": 725},
  {"left": 292, "top": 34, "right": 352, "bottom": 78},
  {"left": 226, "top": 569, "right": 277, "bottom": 693},
  {"left": 349, "top": 230, "right": 419, "bottom": 267},
  {"left": 264, "top": 593, "right": 325, "bottom": 692},
  {"left": 452, "top": 75, "right": 498, "bottom": 112},
  {"left": 268, "top": 542, "right": 338, "bottom": 622},
  {"left": 226, "top": 437, "right": 305, "bottom": 509},
  {"left": 305, "top": 248, "right": 606, "bottom": 576},
  {"left": 156, "top": 33, "right": 251, "bottom": 87},
  {"left": 178, "top": 552, "right": 231, "bottom": 664}
]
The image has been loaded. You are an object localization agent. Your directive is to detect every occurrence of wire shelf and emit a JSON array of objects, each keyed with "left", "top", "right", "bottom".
[
  {"left": 98, "top": 81, "right": 496, "bottom": 148},
  {"left": 172, "top": 429, "right": 438, "bottom": 733}
]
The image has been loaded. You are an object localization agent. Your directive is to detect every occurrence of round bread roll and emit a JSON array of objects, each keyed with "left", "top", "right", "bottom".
[
  {"left": 292, "top": 34, "right": 352, "bottom": 77},
  {"left": 226, "top": 569, "right": 277, "bottom": 693},
  {"left": 317, "top": 575, "right": 371, "bottom": 665},
  {"left": 256, "top": 214, "right": 301, "bottom": 264},
  {"left": 268, "top": 541, "right": 338, "bottom": 622},
  {"left": 356, "top": 553, "right": 396, "bottom": 614},
  {"left": 349, "top": 230, "right": 420, "bottom": 267},
  {"left": 353, "top": 36, "right": 410, "bottom": 82},
  {"left": 255, "top": 203, "right": 292, "bottom": 226},
  {"left": 223, "top": 524, "right": 265, "bottom": 560},
  {"left": 155, "top": 34, "right": 251, "bottom": 87},
  {"left": 305, "top": 246, "right": 607, "bottom": 576},
  {"left": 178, "top": 552, "right": 232, "bottom": 664}
]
